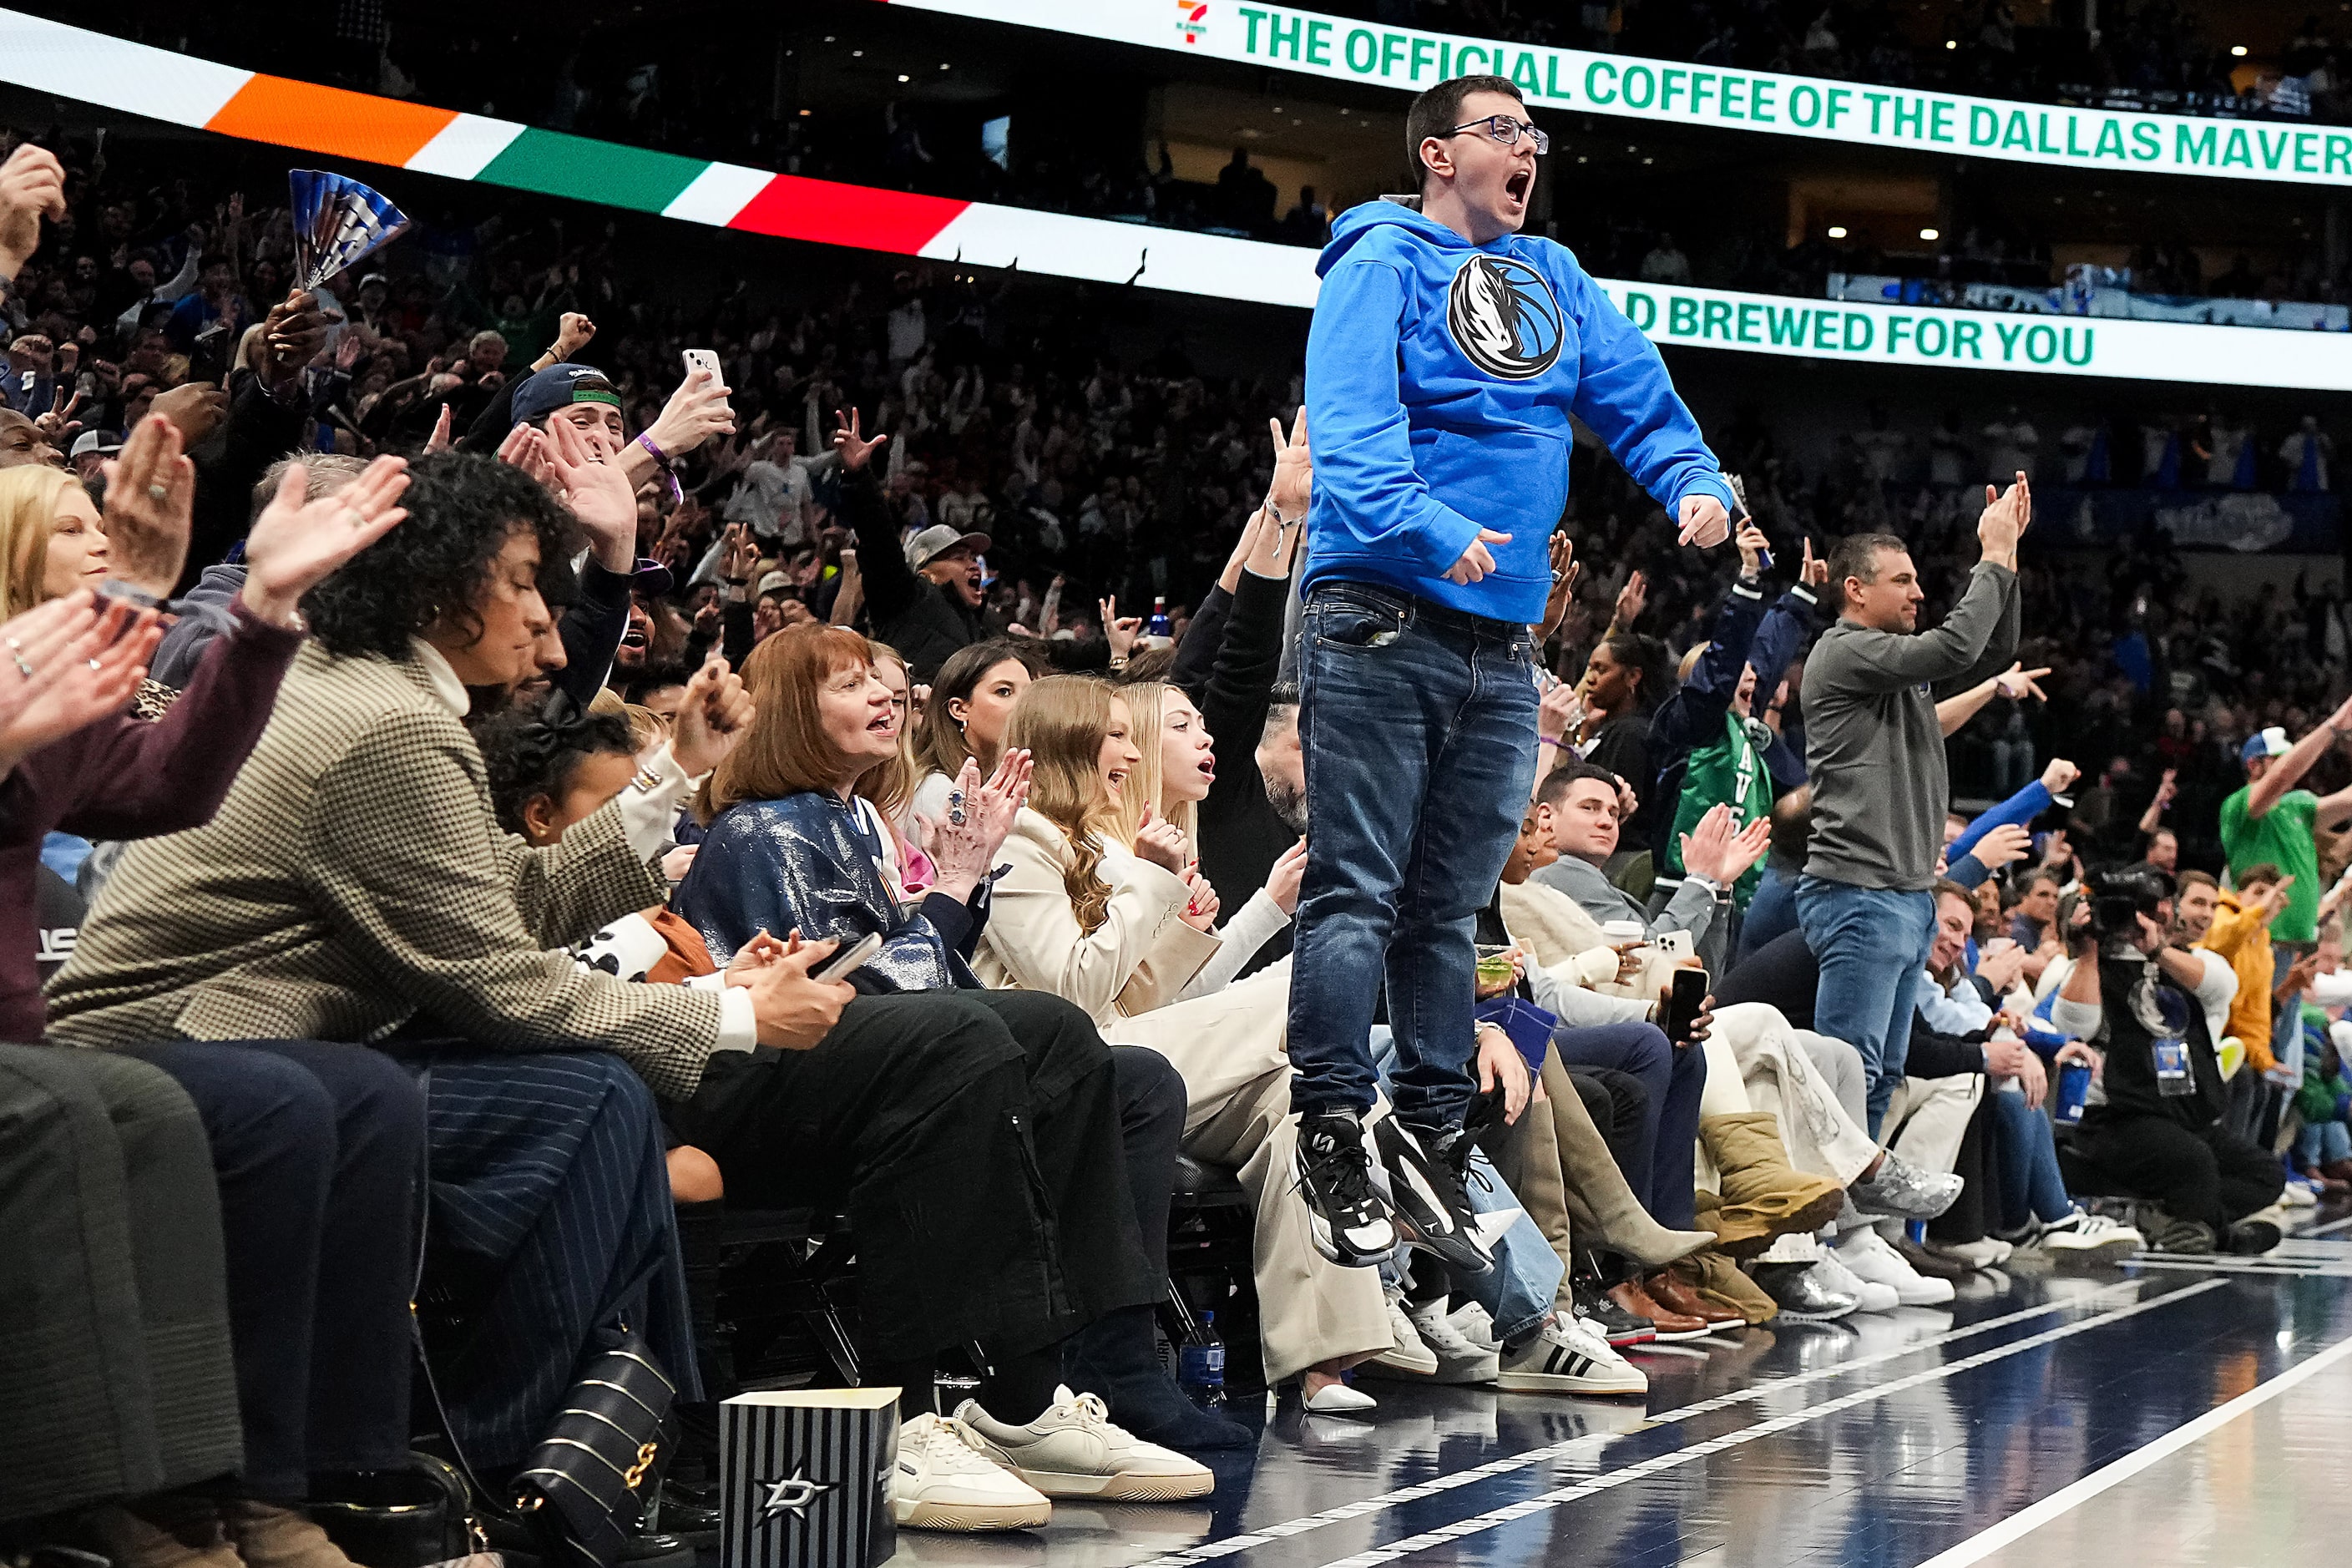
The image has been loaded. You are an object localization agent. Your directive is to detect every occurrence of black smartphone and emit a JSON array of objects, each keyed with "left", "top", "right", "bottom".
[{"left": 1662, "top": 968, "right": 1708, "bottom": 1046}]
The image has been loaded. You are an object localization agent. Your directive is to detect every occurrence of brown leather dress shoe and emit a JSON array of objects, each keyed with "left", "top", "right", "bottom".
[
  {"left": 1608, "top": 1277, "right": 1708, "bottom": 1341},
  {"left": 1644, "top": 1267, "right": 1746, "bottom": 1330}
]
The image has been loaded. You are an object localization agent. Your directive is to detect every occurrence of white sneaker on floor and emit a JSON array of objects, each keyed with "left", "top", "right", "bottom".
[
  {"left": 890, "top": 1414, "right": 1054, "bottom": 1531},
  {"left": 1940, "top": 1237, "right": 2012, "bottom": 1268},
  {"left": 1404, "top": 1298, "right": 1501, "bottom": 1383},
  {"left": 1494, "top": 1312, "right": 1646, "bottom": 1396},
  {"left": 1449, "top": 1301, "right": 1500, "bottom": 1353},
  {"left": 953, "top": 1388, "right": 1213, "bottom": 1502},
  {"left": 1813, "top": 1248, "right": 1900, "bottom": 1313},
  {"left": 2280, "top": 1181, "right": 2319, "bottom": 1208},
  {"left": 2036, "top": 1210, "right": 2143, "bottom": 1255},
  {"left": 1838, "top": 1227, "right": 1955, "bottom": 1305},
  {"left": 1367, "top": 1289, "right": 1440, "bottom": 1376}
]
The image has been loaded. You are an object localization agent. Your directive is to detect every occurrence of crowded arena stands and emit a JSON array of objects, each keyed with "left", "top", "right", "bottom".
[{"left": 4, "top": 1, "right": 2352, "bottom": 1565}]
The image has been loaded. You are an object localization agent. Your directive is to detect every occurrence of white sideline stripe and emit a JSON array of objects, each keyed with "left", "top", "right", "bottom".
[
  {"left": 2299, "top": 1212, "right": 2352, "bottom": 1236},
  {"left": 2129, "top": 1253, "right": 2352, "bottom": 1277},
  {"left": 1125, "top": 1279, "right": 2151, "bottom": 1568},
  {"left": 1908, "top": 1327, "right": 2352, "bottom": 1568},
  {"left": 1299, "top": 1280, "right": 2227, "bottom": 1568}
]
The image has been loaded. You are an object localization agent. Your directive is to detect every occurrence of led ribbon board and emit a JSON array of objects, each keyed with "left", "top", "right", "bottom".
[
  {"left": 3, "top": 10, "right": 2349, "bottom": 387},
  {"left": 879, "top": 0, "right": 2352, "bottom": 188}
]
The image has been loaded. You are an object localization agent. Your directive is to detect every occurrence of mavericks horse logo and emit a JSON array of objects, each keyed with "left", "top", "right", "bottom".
[{"left": 1445, "top": 254, "right": 1563, "bottom": 381}]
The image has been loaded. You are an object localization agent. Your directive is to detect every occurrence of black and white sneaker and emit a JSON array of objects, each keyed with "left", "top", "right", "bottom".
[
  {"left": 1294, "top": 1109, "right": 1398, "bottom": 1267},
  {"left": 1375, "top": 1119, "right": 1496, "bottom": 1277}
]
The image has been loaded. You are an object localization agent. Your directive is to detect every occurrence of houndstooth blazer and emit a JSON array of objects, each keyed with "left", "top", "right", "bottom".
[{"left": 44, "top": 640, "right": 723, "bottom": 1100}]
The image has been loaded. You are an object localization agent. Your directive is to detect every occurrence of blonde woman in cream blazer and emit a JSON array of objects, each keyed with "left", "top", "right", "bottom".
[{"left": 974, "top": 676, "right": 1392, "bottom": 1405}]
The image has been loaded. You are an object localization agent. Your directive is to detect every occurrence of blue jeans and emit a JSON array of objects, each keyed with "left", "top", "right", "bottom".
[
  {"left": 1736, "top": 862, "right": 1799, "bottom": 966},
  {"left": 2298, "top": 1119, "right": 2351, "bottom": 1167},
  {"left": 1550, "top": 1021, "right": 1706, "bottom": 1229},
  {"left": 1795, "top": 877, "right": 1936, "bottom": 1136},
  {"left": 1287, "top": 580, "right": 1538, "bottom": 1128},
  {"left": 1987, "top": 1083, "right": 2071, "bottom": 1228}
]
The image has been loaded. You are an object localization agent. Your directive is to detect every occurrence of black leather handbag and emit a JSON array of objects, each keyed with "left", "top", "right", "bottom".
[
  {"left": 309, "top": 1452, "right": 492, "bottom": 1568},
  {"left": 507, "top": 1334, "right": 680, "bottom": 1568}
]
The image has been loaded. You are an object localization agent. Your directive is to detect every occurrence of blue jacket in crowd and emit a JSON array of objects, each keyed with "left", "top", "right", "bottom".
[{"left": 1302, "top": 198, "right": 1735, "bottom": 627}]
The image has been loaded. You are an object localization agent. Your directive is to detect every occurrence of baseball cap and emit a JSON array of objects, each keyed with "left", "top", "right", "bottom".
[
  {"left": 630, "top": 558, "right": 674, "bottom": 598},
  {"left": 68, "top": 430, "right": 124, "bottom": 459},
  {"left": 2242, "top": 726, "right": 2292, "bottom": 765},
  {"left": 510, "top": 363, "right": 623, "bottom": 428},
  {"left": 903, "top": 523, "right": 989, "bottom": 571},
  {"left": 755, "top": 569, "right": 792, "bottom": 597}
]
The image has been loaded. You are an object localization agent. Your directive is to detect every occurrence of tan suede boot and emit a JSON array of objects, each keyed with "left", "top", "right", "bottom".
[
  {"left": 1541, "top": 1052, "right": 1713, "bottom": 1267},
  {"left": 83, "top": 1495, "right": 244, "bottom": 1568},
  {"left": 220, "top": 1500, "right": 359, "bottom": 1568},
  {"left": 1696, "top": 1112, "right": 1849, "bottom": 1257},
  {"left": 1673, "top": 1250, "right": 1781, "bottom": 1326}
]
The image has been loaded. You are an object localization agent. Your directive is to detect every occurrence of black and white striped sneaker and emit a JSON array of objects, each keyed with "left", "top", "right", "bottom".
[
  {"left": 1374, "top": 1118, "right": 1496, "bottom": 1277},
  {"left": 1294, "top": 1109, "right": 1399, "bottom": 1267},
  {"left": 1494, "top": 1312, "right": 1646, "bottom": 1396}
]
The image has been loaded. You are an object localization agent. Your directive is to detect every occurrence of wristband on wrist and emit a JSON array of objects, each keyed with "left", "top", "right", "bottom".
[{"left": 635, "top": 432, "right": 684, "bottom": 505}]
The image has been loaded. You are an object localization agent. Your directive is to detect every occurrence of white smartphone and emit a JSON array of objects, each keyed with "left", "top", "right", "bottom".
[
  {"left": 681, "top": 347, "right": 726, "bottom": 396},
  {"left": 812, "top": 931, "right": 883, "bottom": 983},
  {"left": 1652, "top": 929, "right": 1694, "bottom": 963}
]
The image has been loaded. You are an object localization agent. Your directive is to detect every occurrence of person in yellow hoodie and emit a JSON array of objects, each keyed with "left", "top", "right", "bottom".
[{"left": 2198, "top": 863, "right": 2289, "bottom": 1075}]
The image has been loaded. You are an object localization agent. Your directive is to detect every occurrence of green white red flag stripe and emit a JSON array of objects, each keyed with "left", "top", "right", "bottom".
[{"left": 3, "top": 9, "right": 2350, "bottom": 386}]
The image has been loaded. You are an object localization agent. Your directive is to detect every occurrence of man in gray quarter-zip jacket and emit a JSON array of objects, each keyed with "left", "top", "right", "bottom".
[{"left": 1796, "top": 475, "right": 2031, "bottom": 1133}]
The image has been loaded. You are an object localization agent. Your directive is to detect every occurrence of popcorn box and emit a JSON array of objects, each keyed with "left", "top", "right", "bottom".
[{"left": 720, "top": 1388, "right": 900, "bottom": 1568}]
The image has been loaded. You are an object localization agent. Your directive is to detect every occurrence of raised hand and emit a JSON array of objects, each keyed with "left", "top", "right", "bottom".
[
  {"left": 1265, "top": 405, "right": 1311, "bottom": 520},
  {"left": 669, "top": 655, "right": 756, "bottom": 778},
  {"left": 149, "top": 382, "right": 228, "bottom": 449},
  {"left": 1444, "top": 528, "right": 1512, "bottom": 585},
  {"left": 643, "top": 364, "right": 734, "bottom": 458},
  {"left": 240, "top": 453, "right": 410, "bottom": 625},
  {"left": 1100, "top": 597, "right": 1143, "bottom": 660},
  {"left": 1977, "top": 472, "right": 2032, "bottom": 562},
  {"left": 1992, "top": 662, "right": 2051, "bottom": 702},
  {"left": 1133, "top": 802, "right": 1189, "bottom": 874},
  {"left": 423, "top": 402, "right": 455, "bottom": 456},
  {"left": 495, "top": 421, "right": 557, "bottom": 488},
  {"left": 543, "top": 412, "right": 639, "bottom": 568},
  {"left": 1800, "top": 534, "right": 1829, "bottom": 588},
  {"left": 1611, "top": 569, "right": 1648, "bottom": 633},
  {"left": 1971, "top": 822, "right": 2033, "bottom": 871},
  {"left": 1535, "top": 532, "right": 1580, "bottom": 642},
  {"left": 1677, "top": 491, "right": 1731, "bottom": 548},
  {"left": 1735, "top": 519, "right": 1769, "bottom": 577},
  {"left": 2041, "top": 757, "right": 2081, "bottom": 795},
  {"left": 553, "top": 312, "right": 595, "bottom": 362},
  {"left": 927, "top": 748, "right": 1034, "bottom": 899},
  {"left": 0, "top": 593, "right": 161, "bottom": 771},
  {"left": 0, "top": 143, "right": 65, "bottom": 279},
  {"left": 1266, "top": 837, "right": 1308, "bottom": 916},
  {"left": 831, "top": 406, "right": 887, "bottom": 472},
  {"left": 99, "top": 415, "right": 197, "bottom": 595}
]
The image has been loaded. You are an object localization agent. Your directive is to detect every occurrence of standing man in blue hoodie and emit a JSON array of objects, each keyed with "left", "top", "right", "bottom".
[{"left": 1287, "top": 73, "right": 1737, "bottom": 1274}]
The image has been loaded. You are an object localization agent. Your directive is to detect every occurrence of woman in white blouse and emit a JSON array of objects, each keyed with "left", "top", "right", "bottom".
[{"left": 974, "top": 675, "right": 1391, "bottom": 1409}]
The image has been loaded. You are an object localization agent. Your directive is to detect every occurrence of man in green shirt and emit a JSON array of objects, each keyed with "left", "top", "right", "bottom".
[
  {"left": 2221, "top": 707, "right": 2352, "bottom": 948},
  {"left": 2220, "top": 702, "right": 2352, "bottom": 1090}
]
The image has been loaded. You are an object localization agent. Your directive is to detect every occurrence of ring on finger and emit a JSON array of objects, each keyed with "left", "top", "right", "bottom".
[
  {"left": 11, "top": 655, "right": 32, "bottom": 680},
  {"left": 148, "top": 483, "right": 169, "bottom": 503}
]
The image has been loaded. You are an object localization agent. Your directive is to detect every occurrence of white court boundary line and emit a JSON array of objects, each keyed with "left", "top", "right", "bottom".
[
  {"left": 1132, "top": 1282, "right": 2152, "bottom": 1568},
  {"left": 1301, "top": 1280, "right": 2227, "bottom": 1568},
  {"left": 1909, "top": 1327, "right": 2352, "bottom": 1568}
]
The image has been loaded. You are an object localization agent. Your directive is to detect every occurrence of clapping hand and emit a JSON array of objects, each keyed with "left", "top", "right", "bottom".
[
  {"left": 1179, "top": 867, "right": 1221, "bottom": 932},
  {"left": 99, "top": 415, "right": 196, "bottom": 595},
  {"left": 543, "top": 413, "right": 639, "bottom": 569},
  {"left": 0, "top": 593, "right": 164, "bottom": 771},
  {"left": 1971, "top": 822, "right": 2033, "bottom": 871},
  {"left": 1535, "top": 532, "right": 1580, "bottom": 642},
  {"left": 239, "top": 453, "right": 410, "bottom": 626},
  {"left": 1680, "top": 802, "right": 1771, "bottom": 886},
  {"left": 1977, "top": 472, "right": 2032, "bottom": 561},
  {"left": 925, "top": 748, "right": 1034, "bottom": 900}
]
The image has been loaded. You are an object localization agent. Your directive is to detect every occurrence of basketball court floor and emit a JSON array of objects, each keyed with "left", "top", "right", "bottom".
[{"left": 897, "top": 1212, "right": 2352, "bottom": 1568}]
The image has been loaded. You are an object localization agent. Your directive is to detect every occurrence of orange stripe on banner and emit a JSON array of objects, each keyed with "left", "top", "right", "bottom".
[{"left": 205, "top": 75, "right": 458, "bottom": 167}]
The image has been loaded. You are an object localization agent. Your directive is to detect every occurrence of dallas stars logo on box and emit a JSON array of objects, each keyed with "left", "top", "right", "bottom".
[{"left": 721, "top": 1388, "right": 902, "bottom": 1568}]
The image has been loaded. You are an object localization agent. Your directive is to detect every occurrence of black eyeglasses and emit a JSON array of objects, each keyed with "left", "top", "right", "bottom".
[{"left": 1443, "top": 114, "right": 1551, "bottom": 155}]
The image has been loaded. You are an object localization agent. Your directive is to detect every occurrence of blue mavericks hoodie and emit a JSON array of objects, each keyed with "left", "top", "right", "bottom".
[{"left": 1304, "top": 199, "right": 1733, "bottom": 626}]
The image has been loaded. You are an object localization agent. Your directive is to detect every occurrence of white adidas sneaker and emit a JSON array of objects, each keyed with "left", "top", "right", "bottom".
[
  {"left": 889, "top": 1413, "right": 1053, "bottom": 1532},
  {"left": 1838, "top": 1228, "right": 1955, "bottom": 1306},
  {"left": 2036, "top": 1210, "right": 2144, "bottom": 1256},
  {"left": 953, "top": 1387, "right": 1213, "bottom": 1502},
  {"left": 1494, "top": 1312, "right": 1646, "bottom": 1396}
]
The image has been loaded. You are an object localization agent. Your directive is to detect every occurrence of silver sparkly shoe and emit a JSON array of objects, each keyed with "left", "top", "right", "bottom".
[{"left": 1848, "top": 1151, "right": 1963, "bottom": 1221}]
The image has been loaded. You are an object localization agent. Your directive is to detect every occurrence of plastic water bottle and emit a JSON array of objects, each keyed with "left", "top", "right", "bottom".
[
  {"left": 1145, "top": 595, "right": 1174, "bottom": 650},
  {"left": 1176, "top": 1311, "right": 1226, "bottom": 1407}
]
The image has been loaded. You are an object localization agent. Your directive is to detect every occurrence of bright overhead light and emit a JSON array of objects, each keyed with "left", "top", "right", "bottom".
[
  {"left": 1945, "top": 38, "right": 1957, "bottom": 48},
  {"left": 1920, "top": 226, "right": 1940, "bottom": 240},
  {"left": 1642, "top": 156, "right": 1653, "bottom": 164},
  {"left": 940, "top": 62, "right": 951, "bottom": 69},
  {"left": 897, "top": 73, "right": 910, "bottom": 82},
  {"left": 799, "top": 108, "right": 812, "bottom": 116},
  {"left": 2231, "top": 43, "right": 2249, "bottom": 54},
  {"left": 1828, "top": 225, "right": 1848, "bottom": 238}
]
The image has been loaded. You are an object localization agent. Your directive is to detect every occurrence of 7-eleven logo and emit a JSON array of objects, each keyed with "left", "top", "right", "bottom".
[{"left": 1175, "top": 1, "right": 1207, "bottom": 42}]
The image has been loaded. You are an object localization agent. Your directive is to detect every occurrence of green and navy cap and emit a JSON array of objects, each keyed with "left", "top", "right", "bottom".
[{"left": 511, "top": 362, "right": 623, "bottom": 427}]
